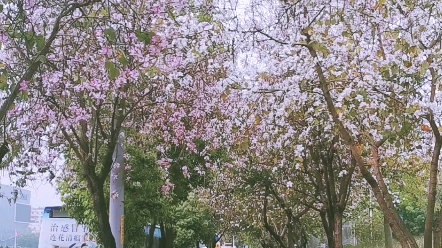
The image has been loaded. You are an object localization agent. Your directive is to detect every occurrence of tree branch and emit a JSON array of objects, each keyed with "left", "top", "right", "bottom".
[{"left": 0, "top": 0, "right": 101, "bottom": 123}]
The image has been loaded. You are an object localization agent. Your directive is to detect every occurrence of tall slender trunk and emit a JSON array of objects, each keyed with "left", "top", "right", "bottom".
[
  {"left": 165, "top": 226, "right": 175, "bottom": 248},
  {"left": 333, "top": 212, "right": 343, "bottom": 248},
  {"left": 354, "top": 147, "right": 417, "bottom": 248},
  {"left": 384, "top": 214, "right": 393, "bottom": 248},
  {"left": 87, "top": 180, "right": 116, "bottom": 248},
  {"left": 160, "top": 222, "right": 166, "bottom": 248},
  {"left": 424, "top": 63, "right": 442, "bottom": 248},
  {"left": 434, "top": 217, "right": 442, "bottom": 248},
  {"left": 308, "top": 34, "right": 417, "bottom": 247},
  {"left": 148, "top": 220, "right": 157, "bottom": 248},
  {"left": 425, "top": 138, "right": 442, "bottom": 248},
  {"left": 320, "top": 211, "right": 334, "bottom": 248},
  {"left": 287, "top": 217, "right": 294, "bottom": 248}
]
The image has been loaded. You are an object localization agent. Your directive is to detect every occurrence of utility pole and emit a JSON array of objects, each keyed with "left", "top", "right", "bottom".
[{"left": 109, "top": 132, "right": 125, "bottom": 248}]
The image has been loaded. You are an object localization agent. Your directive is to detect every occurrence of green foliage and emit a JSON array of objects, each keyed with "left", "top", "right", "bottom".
[
  {"left": 173, "top": 192, "right": 218, "bottom": 248},
  {"left": 105, "top": 61, "right": 120, "bottom": 79},
  {"left": 58, "top": 145, "right": 161, "bottom": 246},
  {"left": 397, "top": 203, "right": 425, "bottom": 236},
  {"left": 353, "top": 207, "right": 385, "bottom": 245},
  {"left": 197, "top": 13, "right": 213, "bottom": 23},
  {"left": 58, "top": 138, "right": 228, "bottom": 247},
  {"left": 58, "top": 170, "right": 104, "bottom": 234},
  {"left": 123, "top": 146, "right": 166, "bottom": 246},
  {"left": 104, "top": 28, "right": 117, "bottom": 42},
  {"left": 135, "top": 30, "right": 155, "bottom": 45},
  {"left": 392, "top": 171, "right": 427, "bottom": 236}
]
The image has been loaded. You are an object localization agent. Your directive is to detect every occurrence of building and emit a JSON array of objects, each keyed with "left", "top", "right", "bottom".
[
  {"left": 0, "top": 184, "right": 31, "bottom": 246},
  {"left": 28, "top": 207, "right": 44, "bottom": 234}
]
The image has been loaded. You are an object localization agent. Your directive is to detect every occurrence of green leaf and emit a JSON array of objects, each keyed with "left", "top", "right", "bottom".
[
  {"left": 401, "top": 122, "right": 412, "bottom": 133},
  {"left": 119, "top": 56, "right": 129, "bottom": 66},
  {"left": 0, "top": 5, "right": 3, "bottom": 12},
  {"left": 0, "top": 82, "right": 7, "bottom": 90},
  {"left": 342, "top": 31, "right": 351, "bottom": 38},
  {"left": 310, "top": 41, "right": 330, "bottom": 57},
  {"left": 0, "top": 71, "right": 7, "bottom": 87},
  {"left": 109, "top": 67, "right": 120, "bottom": 79},
  {"left": 104, "top": 28, "right": 117, "bottom": 42},
  {"left": 197, "top": 13, "right": 213, "bottom": 23},
  {"left": 105, "top": 61, "right": 115, "bottom": 70},
  {"left": 25, "top": 31, "right": 34, "bottom": 41},
  {"left": 104, "top": 61, "right": 119, "bottom": 79},
  {"left": 21, "top": 91, "right": 29, "bottom": 101},
  {"left": 420, "top": 61, "right": 429, "bottom": 75},
  {"left": 391, "top": 64, "right": 399, "bottom": 75},
  {"left": 35, "top": 35, "right": 45, "bottom": 51},
  {"left": 146, "top": 67, "right": 161, "bottom": 78},
  {"left": 24, "top": 31, "right": 35, "bottom": 50},
  {"left": 135, "top": 30, "right": 155, "bottom": 45}
]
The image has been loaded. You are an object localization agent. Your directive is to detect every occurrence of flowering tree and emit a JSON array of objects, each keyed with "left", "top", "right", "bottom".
[
  {"left": 0, "top": 0, "right": 230, "bottom": 247},
  {"left": 226, "top": 0, "right": 442, "bottom": 247},
  {"left": 5, "top": 0, "right": 442, "bottom": 247},
  {"left": 212, "top": 84, "right": 359, "bottom": 248}
]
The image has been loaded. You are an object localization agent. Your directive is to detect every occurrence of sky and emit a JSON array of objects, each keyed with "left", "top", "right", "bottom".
[{"left": 0, "top": 171, "right": 62, "bottom": 207}]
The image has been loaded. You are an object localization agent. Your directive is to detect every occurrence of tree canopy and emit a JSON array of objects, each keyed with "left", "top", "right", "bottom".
[{"left": 3, "top": 0, "right": 442, "bottom": 247}]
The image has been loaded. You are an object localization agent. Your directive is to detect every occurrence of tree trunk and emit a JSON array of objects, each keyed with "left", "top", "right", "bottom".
[
  {"left": 165, "top": 225, "right": 175, "bottom": 248},
  {"left": 384, "top": 215, "right": 393, "bottom": 248},
  {"left": 425, "top": 139, "right": 442, "bottom": 248},
  {"left": 320, "top": 212, "right": 334, "bottom": 248},
  {"left": 333, "top": 212, "right": 343, "bottom": 248},
  {"left": 88, "top": 180, "right": 116, "bottom": 248},
  {"left": 424, "top": 65, "right": 442, "bottom": 248},
  {"left": 287, "top": 220, "right": 294, "bottom": 248},
  {"left": 148, "top": 220, "right": 157, "bottom": 248},
  {"left": 434, "top": 213, "right": 442, "bottom": 248},
  {"left": 434, "top": 222, "right": 442, "bottom": 248},
  {"left": 310, "top": 39, "right": 417, "bottom": 248},
  {"left": 353, "top": 147, "right": 417, "bottom": 248},
  {"left": 160, "top": 222, "right": 166, "bottom": 248}
]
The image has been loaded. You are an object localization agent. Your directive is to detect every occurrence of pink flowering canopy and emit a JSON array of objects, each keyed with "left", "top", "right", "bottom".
[
  {"left": 0, "top": 0, "right": 233, "bottom": 186},
  {"left": 2, "top": 0, "right": 442, "bottom": 245}
]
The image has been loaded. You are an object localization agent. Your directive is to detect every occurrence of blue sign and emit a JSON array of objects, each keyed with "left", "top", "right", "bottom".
[{"left": 215, "top": 235, "right": 220, "bottom": 242}]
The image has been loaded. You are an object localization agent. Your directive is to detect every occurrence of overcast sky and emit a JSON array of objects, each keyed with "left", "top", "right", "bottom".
[{"left": 0, "top": 172, "right": 62, "bottom": 207}]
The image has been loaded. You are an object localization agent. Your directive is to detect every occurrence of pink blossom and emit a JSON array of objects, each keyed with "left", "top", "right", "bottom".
[
  {"left": 182, "top": 166, "right": 190, "bottom": 179},
  {"left": 172, "top": 0, "right": 187, "bottom": 12},
  {"left": 26, "top": 0, "right": 35, "bottom": 8},
  {"left": 161, "top": 180, "right": 175, "bottom": 196},
  {"left": 19, "top": 81, "right": 29, "bottom": 91},
  {"left": 112, "top": 173, "right": 118, "bottom": 180},
  {"left": 151, "top": 3, "right": 165, "bottom": 14},
  {"left": 158, "top": 158, "right": 172, "bottom": 170},
  {"left": 99, "top": 46, "right": 113, "bottom": 57},
  {"left": 205, "top": 162, "right": 211, "bottom": 169},
  {"left": 0, "top": 33, "right": 8, "bottom": 43},
  {"left": 174, "top": 125, "right": 186, "bottom": 141},
  {"left": 111, "top": 190, "right": 119, "bottom": 200}
]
